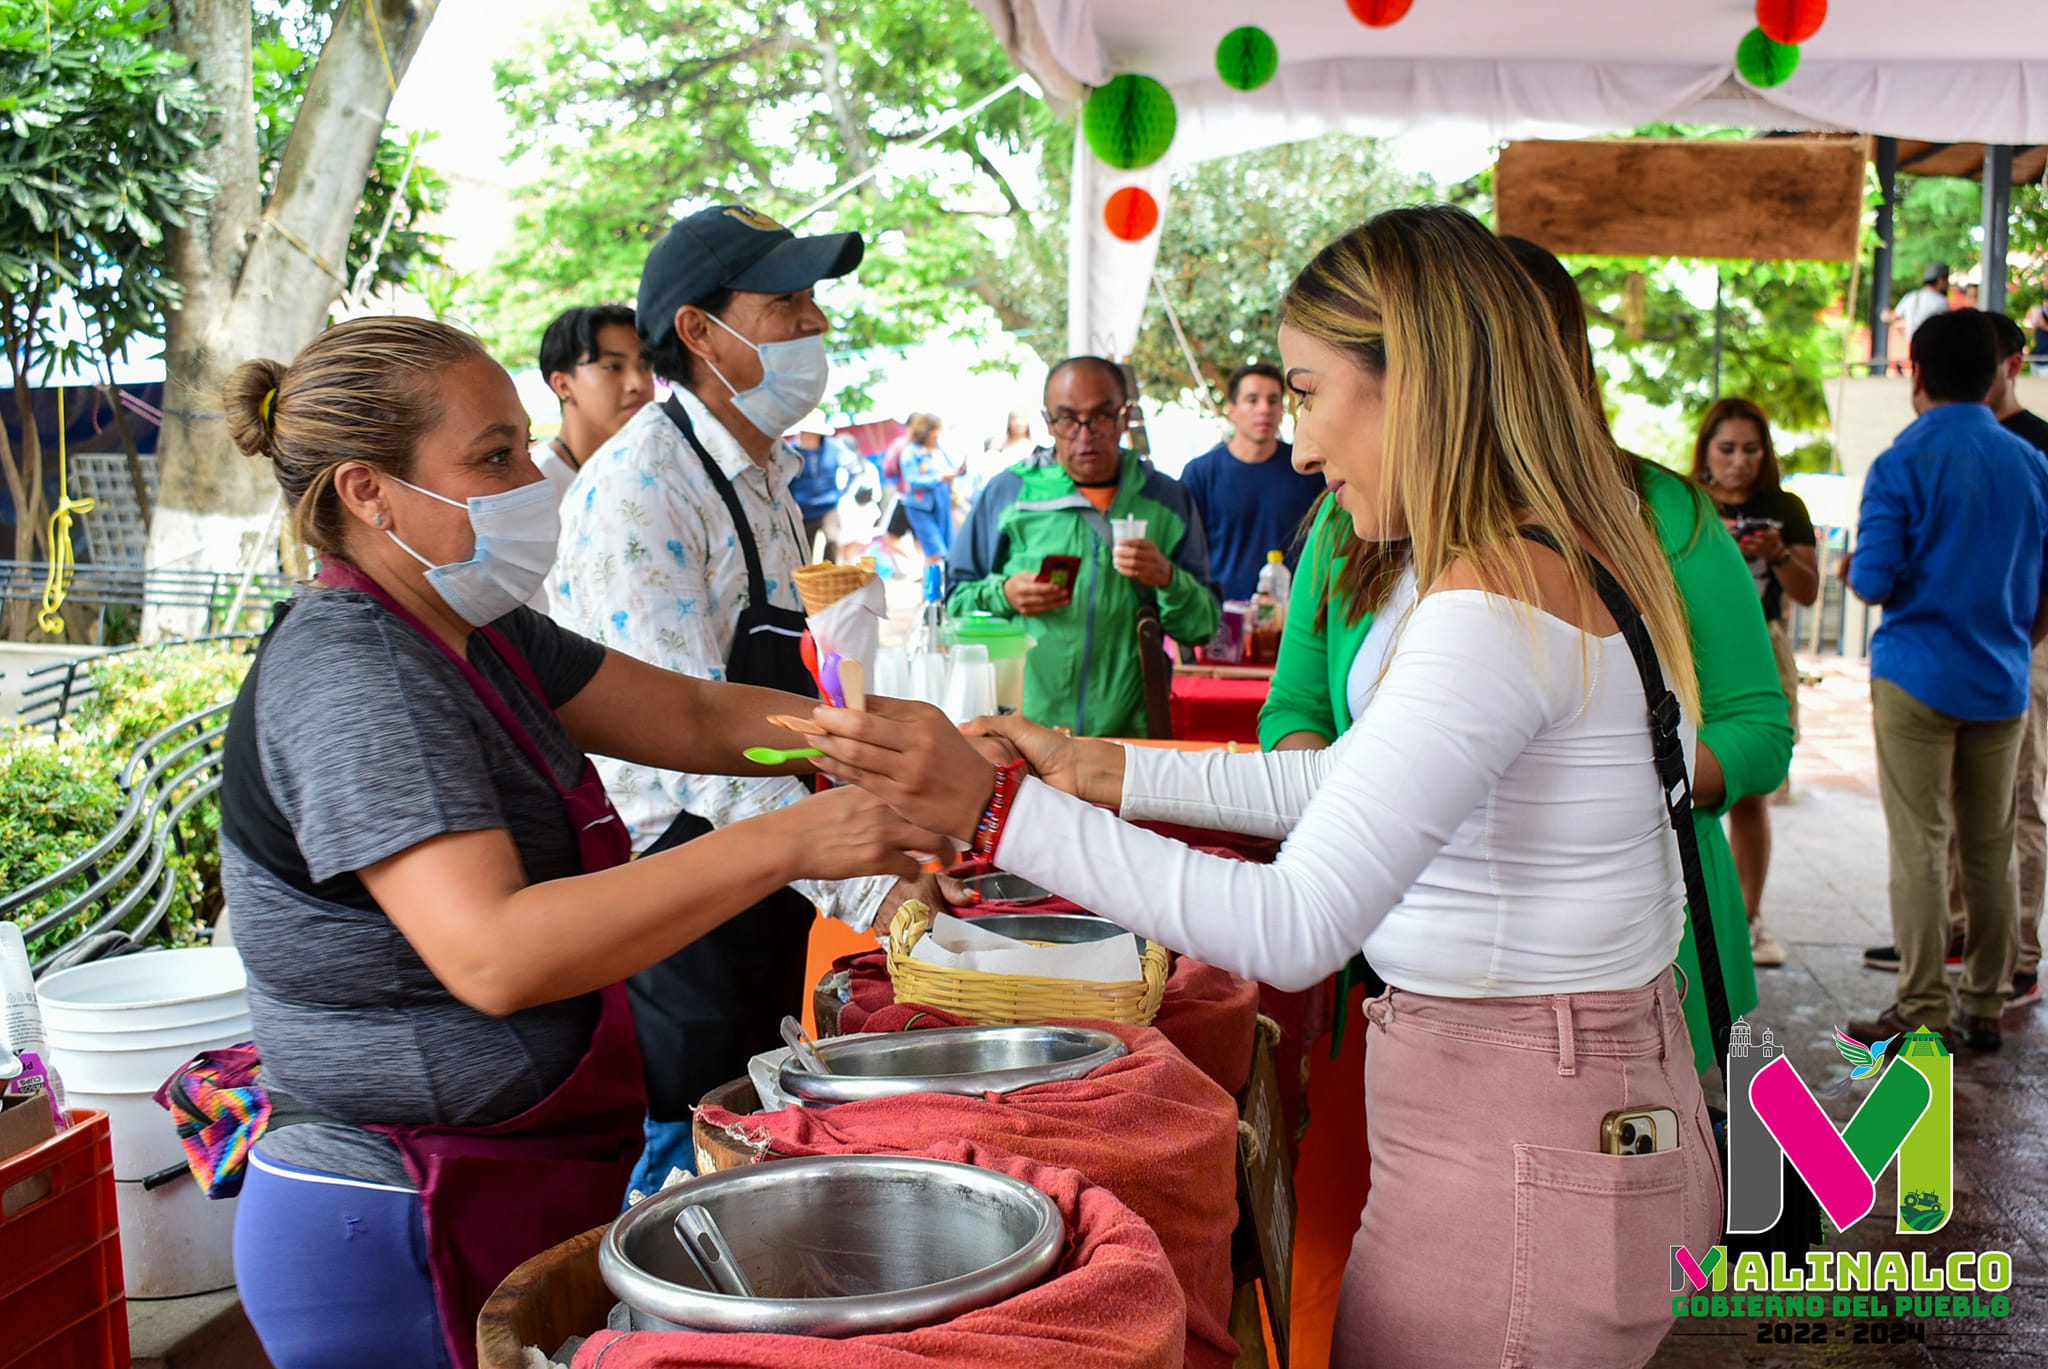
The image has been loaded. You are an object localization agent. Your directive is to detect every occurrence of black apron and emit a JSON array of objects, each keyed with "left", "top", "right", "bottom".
[{"left": 632, "top": 395, "right": 821, "bottom": 1121}]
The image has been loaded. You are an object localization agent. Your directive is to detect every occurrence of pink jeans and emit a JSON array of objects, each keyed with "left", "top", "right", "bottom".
[{"left": 1335, "top": 974, "right": 1721, "bottom": 1369}]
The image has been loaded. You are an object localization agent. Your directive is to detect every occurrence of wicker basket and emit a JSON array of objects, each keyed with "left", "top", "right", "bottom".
[{"left": 885, "top": 901, "right": 1169, "bottom": 1027}]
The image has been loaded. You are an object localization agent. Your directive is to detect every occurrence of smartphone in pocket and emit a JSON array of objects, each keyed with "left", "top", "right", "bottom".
[
  {"left": 1037, "top": 555, "right": 1082, "bottom": 594},
  {"left": 1600, "top": 1106, "right": 1679, "bottom": 1155}
]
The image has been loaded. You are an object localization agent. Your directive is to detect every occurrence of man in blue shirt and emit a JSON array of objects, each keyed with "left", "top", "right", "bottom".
[
  {"left": 788, "top": 409, "right": 858, "bottom": 561},
  {"left": 1179, "top": 363, "right": 1324, "bottom": 601},
  {"left": 1848, "top": 308, "right": 2048, "bottom": 1053}
]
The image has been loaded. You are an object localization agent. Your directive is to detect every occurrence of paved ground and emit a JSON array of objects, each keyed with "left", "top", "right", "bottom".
[{"left": 1649, "top": 654, "right": 2048, "bottom": 1368}]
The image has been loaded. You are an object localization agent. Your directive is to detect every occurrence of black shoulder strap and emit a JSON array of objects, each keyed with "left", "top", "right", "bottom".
[
  {"left": 1516, "top": 526, "right": 1732, "bottom": 1084},
  {"left": 662, "top": 393, "right": 794, "bottom": 607}
]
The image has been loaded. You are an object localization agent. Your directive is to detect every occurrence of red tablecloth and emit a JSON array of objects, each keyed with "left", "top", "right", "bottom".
[
  {"left": 575, "top": 1144, "right": 1186, "bottom": 1369},
  {"left": 696, "top": 1024, "right": 1241, "bottom": 1368},
  {"left": 1168, "top": 673, "right": 1270, "bottom": 743}
]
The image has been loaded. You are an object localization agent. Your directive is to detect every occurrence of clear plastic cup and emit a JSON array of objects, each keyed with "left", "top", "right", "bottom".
[
  {"left": 940, "top": 644, "right": 997, "bottom": 723},
  {"left": 1112, "top": 515, "right": 1147, "bottom": 545},
  {"left": 872, "top": 645, "right": 910, "bottom": 699}
]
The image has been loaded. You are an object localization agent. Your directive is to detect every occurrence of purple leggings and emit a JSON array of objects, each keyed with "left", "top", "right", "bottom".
[{"left": 234, "top": 1146, "right": 451, "bottom": 1369}]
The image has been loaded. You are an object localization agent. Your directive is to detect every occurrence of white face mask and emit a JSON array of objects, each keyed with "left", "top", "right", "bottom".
[
  {"left": 386, "top": 476, "right": 561, "bottom": 626},
  {"left": 702, "top": 312, "right": 831, "bottom": 438}
]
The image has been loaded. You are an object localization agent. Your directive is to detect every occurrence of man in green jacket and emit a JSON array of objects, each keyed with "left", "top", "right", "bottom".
[{"left": 947, "top": 357, "right": 1220, "bottom": 737}]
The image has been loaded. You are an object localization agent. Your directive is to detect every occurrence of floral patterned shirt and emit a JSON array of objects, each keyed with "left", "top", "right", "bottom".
[{"left": 548, "top": 387, "right": 891, "bottom": 930}]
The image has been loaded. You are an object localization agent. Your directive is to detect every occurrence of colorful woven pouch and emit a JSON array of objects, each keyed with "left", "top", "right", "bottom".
[{"left": 153, "top": 1043, "right": 270, "bottom": 1199}]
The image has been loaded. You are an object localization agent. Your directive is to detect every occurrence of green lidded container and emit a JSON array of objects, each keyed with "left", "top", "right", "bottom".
[{"left": 945, "top": 615, "right": 1036, "bottom": 715}]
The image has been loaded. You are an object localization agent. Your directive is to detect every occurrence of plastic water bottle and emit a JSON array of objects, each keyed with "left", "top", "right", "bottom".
[
  {"left": 1, "top": 922, "right": 68, "bottom": 1129},
  {"left": 1251, "top": 550, "right": 1290, "bottom": 663},
  {"left": 903, "top": 561, "right": 949, "bottom": 704},
  {"left": 914, "top": 565, "right": 946, "bottom": 656}
]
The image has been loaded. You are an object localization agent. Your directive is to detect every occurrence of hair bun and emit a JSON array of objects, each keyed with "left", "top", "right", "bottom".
[{"left": 224, "top": 358, "right": 289, "bottom": 459}]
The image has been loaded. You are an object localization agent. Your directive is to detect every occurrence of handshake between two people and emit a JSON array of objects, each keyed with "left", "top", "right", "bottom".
[{"left": 776, "top": 696, "right": 1128, "bottom": 896}]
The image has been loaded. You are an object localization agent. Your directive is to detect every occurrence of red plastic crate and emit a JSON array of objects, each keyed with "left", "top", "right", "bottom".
[{"left": 0, "top": 1110, "right": 129, "bottom": 1369}]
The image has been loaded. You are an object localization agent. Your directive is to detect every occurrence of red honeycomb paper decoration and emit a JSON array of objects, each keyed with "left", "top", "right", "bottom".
[
  {"left": 1104, "top": 187, "right": 1161, "bottom": 242},
  {"left": 1755, "top": 0, "right": 1826, "bottom": 46},
  {"left": 1347, "top": 0, "right": 1415, "bottom": 27}
]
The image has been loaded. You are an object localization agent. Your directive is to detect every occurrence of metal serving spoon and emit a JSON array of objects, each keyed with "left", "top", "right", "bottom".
[
  {"left": 674, "top": 1203, "right": 756, "bottom": 1298},
  {"left": 779, "top": 1014, "right": 833, "bottom": 1076}
]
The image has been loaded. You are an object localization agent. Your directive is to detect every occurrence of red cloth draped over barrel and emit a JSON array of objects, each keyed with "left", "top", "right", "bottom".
[
  {"left": 694, "top": 1024, "right": 1242, "bottom": 1369},
  {"left": 570, "top": 1143, "right": 1185, "bottom": 1369}
]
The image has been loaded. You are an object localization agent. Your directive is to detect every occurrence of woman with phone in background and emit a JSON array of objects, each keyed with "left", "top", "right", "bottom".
[
  {"left": 1693, "top": 399, "right": 1819, "bottom": 967},
  {"left": 796, "top": 207, "right": 1723, "bottom": 1368}
]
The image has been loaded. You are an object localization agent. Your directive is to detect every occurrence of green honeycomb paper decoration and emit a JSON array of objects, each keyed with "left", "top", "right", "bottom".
[
  {"left": 1216, "top": 26, "right": 1279, "bottom": 92},
  {"left": 1083, "top": 74, "right": 1178, "bottom": 170},
  {"left": 1735, "top": 27, "right": 1801, "bottom": 87}
]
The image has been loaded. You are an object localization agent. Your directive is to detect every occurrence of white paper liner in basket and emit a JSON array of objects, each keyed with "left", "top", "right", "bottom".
[{"left": 907, "top": 911, "right": 1143, "bottom": 983}]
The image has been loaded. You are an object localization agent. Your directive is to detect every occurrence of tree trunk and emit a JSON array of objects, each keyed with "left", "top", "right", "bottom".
[
  {"left": 104, "top": 381, "right": 154, "bottom": 535},
  {"left": 150, "top": 0, "right": 435, "bottom": 633},
  {"left": 4, "top": 374, "right": 47, "bottom": 640}
]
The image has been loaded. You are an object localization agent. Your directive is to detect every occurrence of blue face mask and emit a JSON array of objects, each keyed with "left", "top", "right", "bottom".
[
  {"left": 703, "top": 312, "right": 832, "bottom": 438},
  {"left": 386, "top": 477, "right": 561, "bottom": 626}
]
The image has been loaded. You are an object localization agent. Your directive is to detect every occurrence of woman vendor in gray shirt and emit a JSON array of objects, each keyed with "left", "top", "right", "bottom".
[{"left": 213, "top": 316, "right": 942, "bottom": 1369}]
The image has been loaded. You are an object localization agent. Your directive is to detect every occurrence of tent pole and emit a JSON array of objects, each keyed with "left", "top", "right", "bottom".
[
  {"left": 1067, "top": 132, "right": 1094, "bottom": 357},
  {"left": 1151, "top": 273, "right": 1219, "bottom": 414},
  {"left": 1870, "top": 137, "right": 1898, "bottom": 373},
  {"left": 1711, "top": 266, "right": 1724, "bottom": 400},
  {"left": 1983, "top": 144, "right": 2014, "bottom": 315}
]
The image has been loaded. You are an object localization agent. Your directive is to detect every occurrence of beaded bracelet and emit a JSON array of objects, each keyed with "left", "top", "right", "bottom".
[{"left": 972, "top": 759, "right": 1029, "bottom": 862}]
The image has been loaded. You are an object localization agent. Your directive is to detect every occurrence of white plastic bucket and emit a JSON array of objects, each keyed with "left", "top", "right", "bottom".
[
  {"left": 115, "top": 1175, "right": 239, "bottom": 1299},
  {"left": 38, "top": 948, "right": 250, "bottom": 1297},
  {"left": 38, "top": 947, "right": 246, "bottom": 1031}
]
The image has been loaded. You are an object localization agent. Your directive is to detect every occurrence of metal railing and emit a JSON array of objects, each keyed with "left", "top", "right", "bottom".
[
  {"left": 0, "top": 560, "right": 290, "bottom": 640},
  {"left": 2, "top": 703, "right": 230, "bottom": 973},
  {"left": 13, "top": 633, "right": 261, "bottom": 735}
]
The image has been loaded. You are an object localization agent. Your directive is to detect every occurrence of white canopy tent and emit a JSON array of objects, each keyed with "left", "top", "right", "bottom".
[{"left": 969, "top": 0, "right": 2048, "bottom": 357}]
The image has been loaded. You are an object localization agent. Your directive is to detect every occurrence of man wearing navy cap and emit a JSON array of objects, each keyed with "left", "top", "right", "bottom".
[{"left": 552, "top": 205, "right": 927, "bottom": 1193}]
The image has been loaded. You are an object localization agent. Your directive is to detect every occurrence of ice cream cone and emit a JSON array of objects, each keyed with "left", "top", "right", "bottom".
[{"left": 794, "top": 560, "right": 877, "bottom": 615}]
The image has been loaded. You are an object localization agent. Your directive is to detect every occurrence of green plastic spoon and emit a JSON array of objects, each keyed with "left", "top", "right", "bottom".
[{"left": 744, "top": 745, "right": 823, "bottom": 765}]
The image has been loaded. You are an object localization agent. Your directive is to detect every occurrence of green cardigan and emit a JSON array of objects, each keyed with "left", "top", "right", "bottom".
[{"left": 1260, "top": 464, "right": 1791, "bottom": 1073}]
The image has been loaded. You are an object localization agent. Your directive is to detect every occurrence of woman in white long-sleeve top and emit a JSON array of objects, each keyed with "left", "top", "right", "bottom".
[{"left": 793, "top": 206, "right": 1723, "bottom": 1369}]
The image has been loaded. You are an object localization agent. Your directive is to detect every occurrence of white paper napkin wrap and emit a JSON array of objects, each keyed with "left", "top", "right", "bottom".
[
  {"left": 909, "top": 911, "right": 1143, "bottom": 983},
  {"left": 807, "top": 574, "right": 886, "bottom": 691}
]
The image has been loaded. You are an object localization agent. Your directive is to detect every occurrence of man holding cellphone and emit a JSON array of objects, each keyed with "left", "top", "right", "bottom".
[{"left": 946, "top": 356, "right": 1219, "bottom": 736}]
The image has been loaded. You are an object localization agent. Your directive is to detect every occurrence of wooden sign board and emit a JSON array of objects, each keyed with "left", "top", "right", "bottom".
[
  {"left": 1236, "top": 1021, "right": 1296, "bottom": 1365},
  {"left": 1495, "top": 137, "right": 1865, "bottom": 262}
]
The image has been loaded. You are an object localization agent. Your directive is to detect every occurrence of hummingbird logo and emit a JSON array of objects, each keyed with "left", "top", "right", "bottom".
[{"left": 1828, "top": 1025, "right": 1896, "bottom": 1093}]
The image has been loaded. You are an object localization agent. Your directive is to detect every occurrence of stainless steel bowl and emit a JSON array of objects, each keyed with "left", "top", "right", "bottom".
[
  {"left": 779, "top": 1024, "right": 1127, "bottom": 1107},
  {"left": 600, "top": 1155, "right": 1064, "bottom": 1335},
  {"left": 956, "top": 871, "right": 1054, "bottom": 904},
  {"left": 964, "top": 912, "right": 1142, "bottom": 949}
]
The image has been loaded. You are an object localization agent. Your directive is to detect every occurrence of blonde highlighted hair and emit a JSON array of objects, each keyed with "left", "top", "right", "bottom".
[
  {"left": 224, "top": 316, "right": 491, "bottom": 558},
  {"left": 1282, "top": 206, "right": 1697, "bottom": 717}
]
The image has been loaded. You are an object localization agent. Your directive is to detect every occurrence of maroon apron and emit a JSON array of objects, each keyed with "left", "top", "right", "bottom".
[{"left": 316, "top": 561, "right": 645, "bottom": 1369}]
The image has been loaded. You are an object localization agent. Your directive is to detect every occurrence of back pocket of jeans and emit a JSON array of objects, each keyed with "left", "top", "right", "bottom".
[{"left": 1501, "top": 1142, "right": 1689, "bottom": 1369}]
